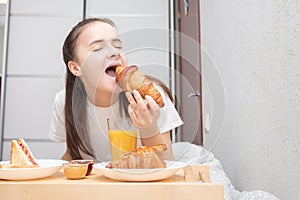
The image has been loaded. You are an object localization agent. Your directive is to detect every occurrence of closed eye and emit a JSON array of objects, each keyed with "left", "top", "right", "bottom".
[
  {"left": 112, "top": 39, "right": 122, "bottom": 49},
  {"left": 93, "top": 47, "right": 103, "bottom": 52}
]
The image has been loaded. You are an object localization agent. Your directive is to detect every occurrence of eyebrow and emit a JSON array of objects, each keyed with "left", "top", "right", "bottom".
[
  {"left": 112, "top": 38, "right": 122, "bottom": 43},
  {"left": 89, "top": 38, "right": 122, "bottom": 46},
  {"left": 89, "top": 39, "right": 105, "bottom": 46}
]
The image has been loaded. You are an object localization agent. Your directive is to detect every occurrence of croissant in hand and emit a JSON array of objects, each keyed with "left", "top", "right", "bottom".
[{"left": 116, "top": 65, "right": 165, "bottom": 107}]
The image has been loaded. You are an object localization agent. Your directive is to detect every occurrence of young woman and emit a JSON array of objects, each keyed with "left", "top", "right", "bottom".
[{"left": 49, "top": 18, "right": 183, "bottom": 162}]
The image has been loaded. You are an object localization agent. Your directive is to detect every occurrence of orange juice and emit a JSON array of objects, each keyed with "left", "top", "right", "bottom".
[{"left": 109, "top": 130, "right": 137, "bottom": 161}]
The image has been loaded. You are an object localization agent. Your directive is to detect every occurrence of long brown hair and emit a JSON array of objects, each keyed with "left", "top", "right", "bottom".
[
  {"left": 62, "top": 18, "right": 173, "bottom": 160},
  {"left": 63, "top": 18, "right": 118, "bottom": 159}
]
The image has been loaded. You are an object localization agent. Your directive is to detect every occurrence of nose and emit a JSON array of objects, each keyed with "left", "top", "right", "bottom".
[{"left": 107, "top": 45, "right": 121, "bottom": 58}]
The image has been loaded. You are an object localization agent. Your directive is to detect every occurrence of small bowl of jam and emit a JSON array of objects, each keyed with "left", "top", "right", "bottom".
[
  {"left": 70, "top": 160, "right": 94, "bottom": 176},
  {"left": 63, "top": 162, "right": 88, "bottom": 180}
]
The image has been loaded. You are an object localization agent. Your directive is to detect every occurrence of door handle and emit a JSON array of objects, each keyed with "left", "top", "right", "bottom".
[
  {"left": 184, "top": 0, "right": 189, "bottom": 16},
  {"left": 188, "top": 91, "right": 200, "bottom": 98}
]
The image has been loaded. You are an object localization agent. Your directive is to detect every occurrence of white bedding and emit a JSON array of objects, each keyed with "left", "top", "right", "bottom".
[{"left": 172, "top": 142, "right": 280, "bottom": 200}]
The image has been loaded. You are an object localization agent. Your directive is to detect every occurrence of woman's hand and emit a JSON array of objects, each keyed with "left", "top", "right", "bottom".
[
  {"left": 126, "top": 90, "right": 174, "bottom": 160},
  {"left": 126, "top": 90, "right": 160, "bottom": 130}
]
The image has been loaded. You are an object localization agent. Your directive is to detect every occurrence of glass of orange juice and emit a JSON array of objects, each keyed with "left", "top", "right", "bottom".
[{"left": 107, "top": 117, "right": 137, "bottom": 161}]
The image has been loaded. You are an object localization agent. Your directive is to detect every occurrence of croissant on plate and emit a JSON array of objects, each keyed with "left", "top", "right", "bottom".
[
  {"left": 106, "top": 144, "right": 167, "bottom": 169},
  {"left": 116, "top": 65, "right": 165, "bottom": 107}
]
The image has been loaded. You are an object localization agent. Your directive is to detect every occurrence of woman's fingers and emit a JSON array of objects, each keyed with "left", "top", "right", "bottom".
[
  {"left": 125, "top": 92, "right": 137, "bottom": 107},
  {"left": 145, "top": 95, "right": 157, "bottom": 109},
  {"left": 126, "top": 90, "right": 147, "bottom": 111},
  {"left": 128, "top": 104, "right": 148, "bottom": 128},
  {"left": 128, "top": 105, "right": 138, "bottom": 122},
  {"left": 126, "top": 90, "right": 158, "bottom": 127},
  {"left": 145, "top": 95, "right": 160, "bottom": 119}
]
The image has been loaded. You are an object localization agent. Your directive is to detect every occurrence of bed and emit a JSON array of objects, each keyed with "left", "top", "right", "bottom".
[{"left": 172, "top": 142, "right": 280, "bottom": 200}]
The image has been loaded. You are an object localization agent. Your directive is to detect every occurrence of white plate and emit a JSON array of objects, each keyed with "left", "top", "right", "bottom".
[
  {"left": 94, "top": 161, "right": 187, "bottom": 182},
  {"left": 0, "top": 159, "right": 67, "bottom": 180}
]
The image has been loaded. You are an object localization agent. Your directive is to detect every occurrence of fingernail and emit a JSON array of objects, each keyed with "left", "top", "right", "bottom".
[{"left": 126, "top": 92, "right": 131, "bottom": 98}]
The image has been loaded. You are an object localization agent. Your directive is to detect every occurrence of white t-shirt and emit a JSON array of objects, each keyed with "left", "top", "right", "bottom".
[{"left": 48, "top": 87, "right": 183, "bottom": 162}]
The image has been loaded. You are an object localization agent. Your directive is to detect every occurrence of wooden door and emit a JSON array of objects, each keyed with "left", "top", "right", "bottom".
[{"left": 176, "top": 0, "right": 203, "bottom": 145}]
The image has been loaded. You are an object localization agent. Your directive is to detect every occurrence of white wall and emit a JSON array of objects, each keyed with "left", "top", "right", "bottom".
[
  {"left": 0, "top": 26, "right": 4, "bottom": 74},
  {"left": 201, "top": 1, "right": 300, "bottom": 200},
  {"left": 86, "top": 0, "right": 170, "bottom": 86},
  {"left": 0, "top": 4, "right": 5, "bottom": 74},
  {"left": 1, "top": 0, "right": 171, "bottom": 160},
  {"left": 0, "top": 0, "right": 82, "bottom": 160}
]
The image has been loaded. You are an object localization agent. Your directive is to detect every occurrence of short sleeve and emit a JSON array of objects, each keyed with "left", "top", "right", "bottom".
[
  {"left": 156, "top": 86, "right": 184, "bottom": 133},
  {"left": 48, "top": 89, "right": 66, "bottom": 142}
]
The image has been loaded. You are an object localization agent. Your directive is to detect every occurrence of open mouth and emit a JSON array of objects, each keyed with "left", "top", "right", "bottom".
[{"left": 105, "top": 65, "right": 119, "bottom": 77}]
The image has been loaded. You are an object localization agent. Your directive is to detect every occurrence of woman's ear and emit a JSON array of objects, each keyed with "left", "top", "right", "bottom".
[{"left": 67, "top": 61, "right": 82, "bottom": 76}]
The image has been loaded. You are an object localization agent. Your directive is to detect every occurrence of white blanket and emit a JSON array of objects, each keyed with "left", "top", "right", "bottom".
[{"left": 172, "top": 142, "right": 280, "bottom": 200}]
